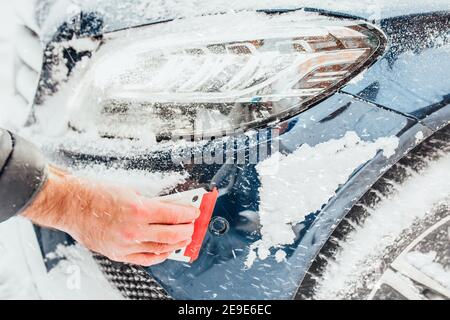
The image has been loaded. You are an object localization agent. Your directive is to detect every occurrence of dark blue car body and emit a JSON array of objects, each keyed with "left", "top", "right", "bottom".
[{"left": 28, "top": 1, "right": 450, "bottom": 299}]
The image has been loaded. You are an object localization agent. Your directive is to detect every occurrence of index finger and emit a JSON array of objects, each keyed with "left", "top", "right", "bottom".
[{"left": 134, "top": 199, "right": 200, "bottom": 224}]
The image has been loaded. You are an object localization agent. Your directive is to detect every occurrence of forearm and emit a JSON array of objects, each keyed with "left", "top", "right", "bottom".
[{"left": 21, "top": 166, "right": 80, "bottom": 231}]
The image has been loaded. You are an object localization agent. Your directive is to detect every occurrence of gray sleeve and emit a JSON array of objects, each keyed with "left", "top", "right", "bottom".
[{"left": 0, "top": 129, "right": 48, "bottom": 223}]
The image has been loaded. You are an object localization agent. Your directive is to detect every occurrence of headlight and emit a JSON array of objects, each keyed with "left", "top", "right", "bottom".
[{"left": 66, "top": 10, "right": 386, "bottom": 142}]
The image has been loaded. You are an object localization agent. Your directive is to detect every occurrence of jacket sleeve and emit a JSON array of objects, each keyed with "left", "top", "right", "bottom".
[{"left": 0, "top": 129, "right": 48, "bottom": 223}]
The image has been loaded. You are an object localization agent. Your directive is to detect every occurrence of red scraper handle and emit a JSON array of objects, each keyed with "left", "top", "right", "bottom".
[{"left": 185, "top": 187, "right": 218, "bottom": 262}]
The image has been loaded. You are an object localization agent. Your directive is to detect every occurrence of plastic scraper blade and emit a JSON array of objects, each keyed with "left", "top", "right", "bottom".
[{"left": 159, "top": 187, "right": 218, "bottom": 263}]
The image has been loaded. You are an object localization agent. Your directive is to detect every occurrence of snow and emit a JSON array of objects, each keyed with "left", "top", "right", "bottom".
[
  {"left": 246, "top": 131, "right": 399, "bottom": 267},
  {"left": 415, "top": 131, "right": 424, "bottom": 144},
  {"left": 38, "top": 244, "right": 122, "bottom": 299},
  {"left": 344, "top": 45, "right": 450, "bottom": 115},
  {"left": 0, "top": 218, "right": 41, "bottom": 299},
  {"left": 313, "top": 151, "right": 450, "bottom": 299},
  {"left": 274, "top": 250, "right": 287, "bottom": 263},
  {"left": 37, "top": 0, "right": 450, "bottom": 41},
  {"left": 0, "top": 217, "right": 122, "bottom": 299}
]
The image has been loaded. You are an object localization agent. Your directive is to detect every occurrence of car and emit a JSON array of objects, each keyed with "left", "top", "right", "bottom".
[{"left": 11, "top": 0, "right": 450, "bottom": 300}]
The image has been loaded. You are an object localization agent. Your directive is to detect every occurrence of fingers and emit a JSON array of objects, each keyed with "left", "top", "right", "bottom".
[
  {"left": 123, "top": 223, "right": 195, "bottom": 244},
  {"left": 143, "top": 223, "right": 195, "bottom": 244},
  {"left": 130, "top": 240, "right": 188, "bottom": 255},
  {"left": 124, "top": 252, "right": 170, "bottom": 267},
  {"left": 134, "top": 200, "right": 200, "bottom": 224}
]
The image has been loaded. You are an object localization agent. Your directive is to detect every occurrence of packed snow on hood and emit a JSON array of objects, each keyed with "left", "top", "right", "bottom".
[{"left": 245, "top": 131, "right": 399, "bottom": 267}]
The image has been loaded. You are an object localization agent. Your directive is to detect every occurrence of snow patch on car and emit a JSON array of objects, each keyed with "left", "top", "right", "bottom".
[
  {"left": 245, "top": 131, "right": 399, "bottom": 267},
  {"left": 415, "top": 131, "right": 425, "bottom": 144}
]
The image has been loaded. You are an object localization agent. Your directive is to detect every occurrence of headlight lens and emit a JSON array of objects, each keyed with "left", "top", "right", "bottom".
[{"left": 67, "top": 11, "right": 385, "bottom": 142}]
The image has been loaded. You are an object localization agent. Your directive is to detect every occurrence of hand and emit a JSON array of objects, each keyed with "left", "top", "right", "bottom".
[{"left": 22, "top": 166, "right": 200, "bottom": 266}]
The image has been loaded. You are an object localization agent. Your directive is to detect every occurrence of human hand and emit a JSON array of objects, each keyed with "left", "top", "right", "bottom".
[{"left": 22, "top": 166, "right": 200, "bottom": 266}]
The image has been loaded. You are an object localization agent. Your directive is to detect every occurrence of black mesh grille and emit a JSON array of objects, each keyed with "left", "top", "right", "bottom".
[{"left": 93, "top": 254, "right": 172, "bottom": 300}]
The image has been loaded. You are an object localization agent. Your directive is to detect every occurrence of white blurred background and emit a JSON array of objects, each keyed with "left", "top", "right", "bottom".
[
  {"left": 0, "top": 1, "right": 15, "bottom": 107},
  {"left": 0, "top": 1, "right": 120, "bottom": 300},
  {"left": 0, "top": 0, "right": 34, "bottom": 131}
]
